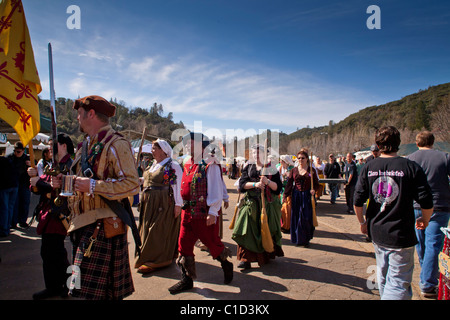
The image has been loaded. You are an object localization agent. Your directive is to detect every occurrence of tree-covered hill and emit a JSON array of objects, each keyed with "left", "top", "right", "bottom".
[
  {"left": 37, "top": 82, "right": 449, "bottom": 158},
  {"left": 280, "top": 82, "right": 450, "bottom": 157},
  {"left": 37, "top": 97, "right": 185, "bottom": 146}
]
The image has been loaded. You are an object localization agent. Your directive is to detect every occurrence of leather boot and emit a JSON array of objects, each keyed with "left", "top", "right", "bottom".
[
  {"left": 217, "top": 257, "right": 233, "bottom": 284},
  {"left": 168, "top": 266, "right": 193, "bottom": 295},
  {"left": 169, "top": 256, "right": 195, "bottom": 295}
]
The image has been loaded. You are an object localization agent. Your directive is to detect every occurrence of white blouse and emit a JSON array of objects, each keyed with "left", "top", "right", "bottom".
[
  {"left": 190, "top": 156, "right": 228, "bottom": 217},
  {"left": 148, "top": 157, "right": 183, "bottom": 208}
]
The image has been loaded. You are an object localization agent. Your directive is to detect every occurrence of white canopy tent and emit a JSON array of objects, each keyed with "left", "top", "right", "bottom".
[{"left": 133, "top": 143, "right": 152, "bottom": 154}]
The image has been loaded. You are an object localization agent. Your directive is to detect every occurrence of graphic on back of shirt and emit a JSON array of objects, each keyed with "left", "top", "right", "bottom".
[{"left": 372, "top": 176, "right": 399, "bottom": 212}]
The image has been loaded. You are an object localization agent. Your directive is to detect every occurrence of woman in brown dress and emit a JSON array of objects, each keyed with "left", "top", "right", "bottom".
[{"left": 135, "top": 139, "right": 183, "bottom": 274}]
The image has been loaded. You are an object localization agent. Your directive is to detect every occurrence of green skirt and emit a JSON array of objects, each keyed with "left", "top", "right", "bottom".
[{"left": 232, "top": 189, "right": 282, "bottom": 254}]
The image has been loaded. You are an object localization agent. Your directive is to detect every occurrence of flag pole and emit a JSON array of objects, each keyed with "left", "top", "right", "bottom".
[
  {"left": 48, "top": 42, "right": 68, "bottom": 230},
  {"left": 48, "top": 43, "right": 58, "bottom": 167},
  {"left": 310, "top": 151, "right": 318, "bottom": 227}
]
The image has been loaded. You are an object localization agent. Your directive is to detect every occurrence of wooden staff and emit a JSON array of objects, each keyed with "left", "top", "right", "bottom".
[
  {"left": 135, "top": 126, "right": 148, "bottom": 169},
  {"left": 310, "top": 151, "right": 318, "bottom": 227},
  {"left": 260, "top": 139, "right": 274, "bottom": 253},
  {"left": 130, "top": 127, "right": 148, "bottom": 206},
  {"left": 28, "top": 141, "right": 39, "bottom": 193},
  {"left": 228, "top": 191, "right": 241, "bottom": 230}
]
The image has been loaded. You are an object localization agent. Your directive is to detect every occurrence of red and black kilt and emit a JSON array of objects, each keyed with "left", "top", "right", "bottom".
[{"left": 71, "top": 222, "right": 134, "bottom": 300}]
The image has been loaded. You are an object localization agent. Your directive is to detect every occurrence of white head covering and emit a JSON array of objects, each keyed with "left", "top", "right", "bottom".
[
  {"left": 155, "top": 139, "right": 173, "bottom": 158},
  {"left": 280, "top": 154, "right": 294, "bottom": 166}
]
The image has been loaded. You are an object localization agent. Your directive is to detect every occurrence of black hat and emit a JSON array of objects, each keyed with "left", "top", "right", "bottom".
[
  {"left": 370, "top": 144, "right": 379, "bottom": 151},
  {"left": 14, "top": 141, "right": 25, "bottom": 150},
  {"left": 182, "top": 132, "right": 210, "bottom": 149}
]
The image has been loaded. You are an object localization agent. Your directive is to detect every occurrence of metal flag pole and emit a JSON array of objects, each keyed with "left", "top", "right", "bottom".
[
  {"left": 48, "top": 43, "right": 58, "bottom": 167},
  {"left": 47, "top": 43, "right": 68, "bottom": 230}
]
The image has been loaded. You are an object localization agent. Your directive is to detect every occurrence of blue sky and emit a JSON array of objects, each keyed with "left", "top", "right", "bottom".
[{"left": 21, "top": 0, "right": 450, "bottom": 138}]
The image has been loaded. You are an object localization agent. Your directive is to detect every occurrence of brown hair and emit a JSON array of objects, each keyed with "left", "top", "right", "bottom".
[
  {"left": 297, "top": 148, "right": 310, "bottom": 166},
  {"left": 375, "top": 126, "right": 401, "bottom": 154},
  {"left": 415, "top": 131, "right": 434, "bottom": 147}
]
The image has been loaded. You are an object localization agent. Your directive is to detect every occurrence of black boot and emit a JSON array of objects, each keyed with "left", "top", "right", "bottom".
[
  {"left": 217, "top": 257, "right": 233, "bottom": 284},
  {"left": 168, "top": 267, "right": 193, "bottom": 295},
  {"left": 168, "top": 256, "right": 195, "bottom": 295}
]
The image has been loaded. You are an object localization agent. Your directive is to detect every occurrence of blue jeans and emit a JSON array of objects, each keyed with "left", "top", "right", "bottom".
[
  {"left": 11, "top": 185, "right": 31, "bottom": 226},
  {"left": 414, "top": 209, "right": 450, "bottom": 293},
  {"left": 328, "top": 183, "right": 338, "bottom": 203},
  {"left": 373, "top": 243, "right": 415, "bottom": 300},
  {"left": 0, "top": 187, "right": 18, "bottom": 236}
]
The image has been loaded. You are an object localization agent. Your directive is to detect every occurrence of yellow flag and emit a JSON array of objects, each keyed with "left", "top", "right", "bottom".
[{"left": 0, "top": 0, "right": 41, "bottom": 146}]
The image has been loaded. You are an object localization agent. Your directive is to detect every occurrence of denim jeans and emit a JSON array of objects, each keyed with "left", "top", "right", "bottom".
[
  {"left": 373, "top": 243, "right": 415, "bottom": 300},
  {"left": 328, "top": 183, "right": 338, "bottom": 203},
  {"left": 0, "top": 187, "right": 18, "bottom": 236},
  {"left": 414, "top": 209, "right": 450, "bottom": 293},
  {"left": 11, "top": 185, "right": 31, "bottom": 226}
]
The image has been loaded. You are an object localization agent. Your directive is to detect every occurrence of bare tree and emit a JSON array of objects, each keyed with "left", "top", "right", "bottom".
[{"left": 431, "top": 95, "right": 450, "bottom": 142}]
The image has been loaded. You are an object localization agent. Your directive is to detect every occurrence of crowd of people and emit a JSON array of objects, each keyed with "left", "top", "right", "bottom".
[
  {"left": 0, "top": 95, "right": 448, "bottom": 301},
  {"left": 0, "top": 141, "right": 32, "bottom": 236}
]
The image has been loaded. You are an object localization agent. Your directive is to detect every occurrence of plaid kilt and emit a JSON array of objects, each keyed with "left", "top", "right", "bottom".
[{"left": 71, "top": 222, "right": 134, "bottom": 300}]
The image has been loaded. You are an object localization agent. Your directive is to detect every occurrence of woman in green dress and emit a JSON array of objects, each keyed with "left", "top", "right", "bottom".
[
  {"left": 232, "top": 144, "right": 283, "bottom": 269},
  {"left": 135, "top": 139, "right": 183, "bottom": 274}
]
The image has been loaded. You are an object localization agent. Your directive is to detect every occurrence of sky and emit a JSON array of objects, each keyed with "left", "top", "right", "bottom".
[{"left": 20, "top": 0, "right": 450, "bottom": 140}]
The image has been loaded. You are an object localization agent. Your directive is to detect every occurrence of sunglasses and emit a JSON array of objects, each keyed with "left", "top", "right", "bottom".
[{"left": 298, "top": 157, "right": 307, "bottom": 160}]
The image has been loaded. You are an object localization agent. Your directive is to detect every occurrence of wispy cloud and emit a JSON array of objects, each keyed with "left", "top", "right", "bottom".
[
  {"left": 36, "top": 33, "right": 373, "bottom": 134},
  {"left": 29, "top": 1, "right": 376, "bottom": 135},
  {"left": 119, "top": 54, "right": 372, "bottom": 131}
]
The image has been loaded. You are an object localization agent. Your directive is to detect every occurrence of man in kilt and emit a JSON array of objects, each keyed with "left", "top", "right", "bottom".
[{"left": 55, "top": 95, "right": 140, "bottom": 300}]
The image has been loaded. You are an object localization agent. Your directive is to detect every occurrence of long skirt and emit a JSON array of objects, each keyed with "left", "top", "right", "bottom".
[
  {"left": 135, "top": 189, "right": 180, "bottom": 269},
  {"left": 317, "top": 173, "right": 325, "bottom": 198},
  {"left": 71, "top": 223, "right": 134, "bottom": 300},
  {"left": 281, "top": 196, "right": 291, "bottom": 232},
  {"left": 232, "top": 191, "right": 284, "bottom": 266},
  {"left": 291, "top": 189, "right": 314, "bottom": 246}
]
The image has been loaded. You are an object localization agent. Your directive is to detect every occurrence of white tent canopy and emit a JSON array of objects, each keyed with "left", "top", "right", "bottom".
[{"left": 133, "top": 143, "right": 152, "bottom": 154}]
